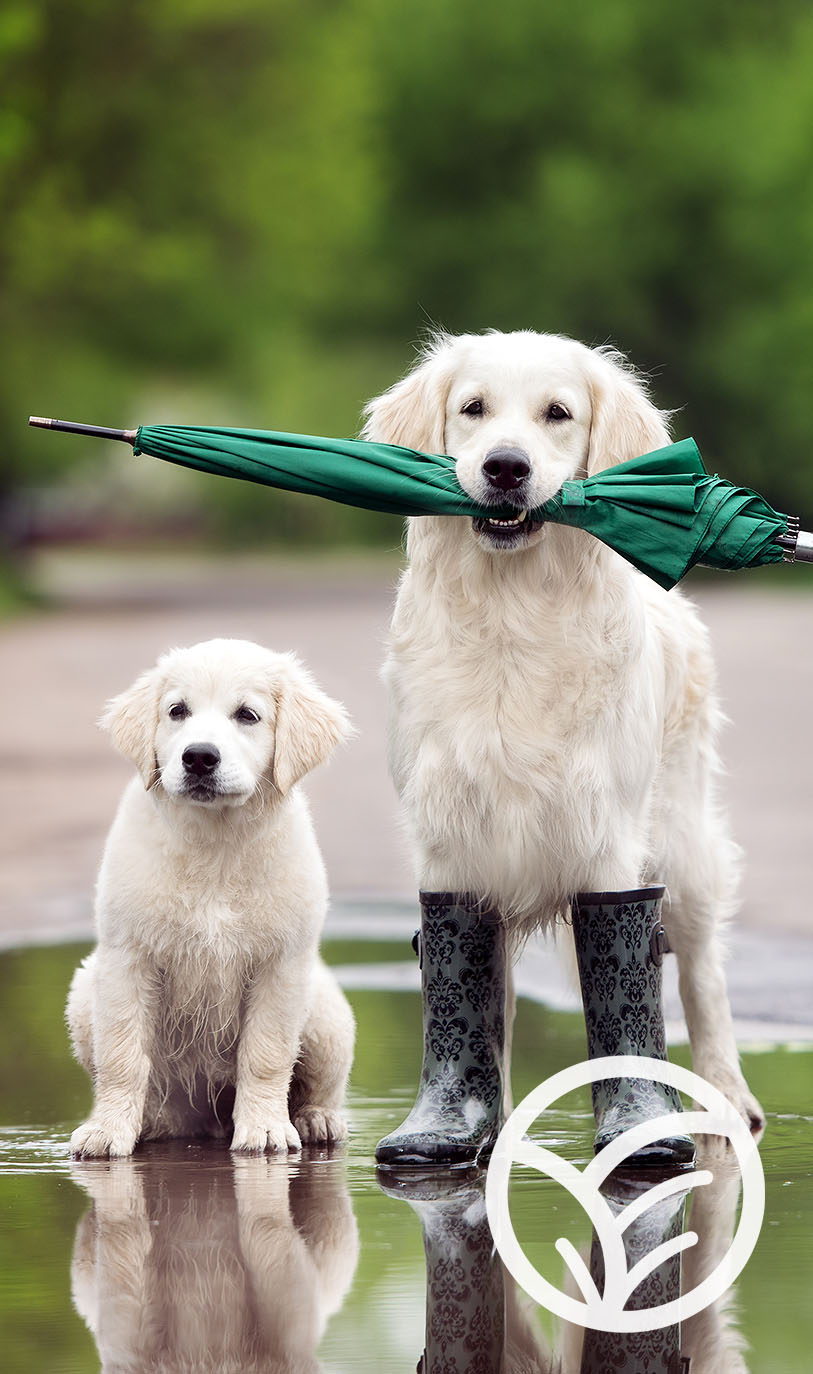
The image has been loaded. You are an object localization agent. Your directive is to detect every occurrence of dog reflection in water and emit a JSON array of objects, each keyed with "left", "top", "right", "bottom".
[
  {"left": 385, "top": 1139, "right": 751, "bottom": 1373},
  {"left": 70, "top": 1145, "right": 358, "bottom": 1373}
]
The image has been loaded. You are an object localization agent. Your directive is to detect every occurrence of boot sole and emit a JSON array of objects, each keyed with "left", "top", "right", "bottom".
[
  {"left": 595, "top": 1135, "right": 697, "bottom": 1169},
  {"left": 375, "top": 1132, "right": 498, "bottom": 1172}
]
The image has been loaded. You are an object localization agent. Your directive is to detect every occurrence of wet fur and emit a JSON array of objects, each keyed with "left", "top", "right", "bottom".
[{"left": 67, "top": 638, "right": 355, "bottom": 1157}]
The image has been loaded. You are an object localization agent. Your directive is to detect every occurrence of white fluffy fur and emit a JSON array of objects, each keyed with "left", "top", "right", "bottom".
[
  {"left": 363, "top": 329, "right": 762, "bottom": 1128},
  {"left": 67, "top": 638, "right": 355, "bottom": 1158}
]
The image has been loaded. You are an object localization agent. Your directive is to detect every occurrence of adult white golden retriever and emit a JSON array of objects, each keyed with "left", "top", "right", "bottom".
[
  {"left": 67, "top": 638, "right": 355, "bottom": 1157},
  {"left": 363, "top": 328, "right": 762, "bottom": 1130}
]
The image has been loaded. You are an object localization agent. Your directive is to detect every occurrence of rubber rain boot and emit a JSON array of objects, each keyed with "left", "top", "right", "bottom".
[
  {"left": 572, "top": 886, "right": 695, "bottom": 1168},
  {"left": 375, "top": 892, "right": 506, "bottom": 1170}
]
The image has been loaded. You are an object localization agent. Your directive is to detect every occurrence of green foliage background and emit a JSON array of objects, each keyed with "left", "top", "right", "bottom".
[{"left": 3, "top": 0, "right": 813, "bottom": 543}]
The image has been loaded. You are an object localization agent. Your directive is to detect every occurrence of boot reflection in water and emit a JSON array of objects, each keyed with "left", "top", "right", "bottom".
[
  {"left": 565, "top": 1147, "right": 752, "bottom": 1373},
  {"left": 577, "top": 1170, "right": 688, "bottom": 1374},
  {"left": 379, "top": 1170, "right": 556, "bottom": 1374},
  {"left": 70, "top": 1144, "right": 359, "bottom": 1372},
  {"left": 384, "top": 1158, "right": 750, "bottom": 1373}
]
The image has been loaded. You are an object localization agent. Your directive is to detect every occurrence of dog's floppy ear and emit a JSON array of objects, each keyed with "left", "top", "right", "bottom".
[
  {"left": 586, "top": 347, "right": 672, "bottom": 475},
  {"left": 271, "top": 657, "right": 353, "bottom": 797},
  {"left": 99, "top": 668, "right": 161, "bottom": 789},
  {"left": 361, "top": 337, "right": 455, "bottom": 454}
]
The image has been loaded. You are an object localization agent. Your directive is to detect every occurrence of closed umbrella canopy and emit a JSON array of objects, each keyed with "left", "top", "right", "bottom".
[
  {"left": 542, "top": 441, "right": 791, "bottom": 588},
  {"left": 29, "top": 418, "right": 807, "bottom": 590},
  {"left": 134, "top": 423, "right": 483, "bottom": 518}
]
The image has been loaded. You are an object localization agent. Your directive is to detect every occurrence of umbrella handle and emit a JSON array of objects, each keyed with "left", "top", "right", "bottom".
[
  {"left": 776, "top": 519, "right": 813, "bottom": 563},
  {"left": 28, "top": 417, "right": 137, "bottom": 444}
]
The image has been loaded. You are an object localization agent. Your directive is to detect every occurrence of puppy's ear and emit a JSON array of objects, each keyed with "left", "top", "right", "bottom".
[
  {"left": 271, "top": 659, "right": 354, "bottom": 797},
  {"left": 586, "top": 347, "right": 672, "bottom": 475},
  {"left": 99, "top": 669, "right": 160, "bottom": 789},
  {"left": 361, "top": 337, "right": 455, "bottom": 453}
]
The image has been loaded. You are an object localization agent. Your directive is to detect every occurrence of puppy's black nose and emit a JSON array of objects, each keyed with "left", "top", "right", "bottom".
[
  {"left": 182, "top": 744, "right": 221, "bottom": 776},
  {"left": 482, "top": 447, "right": 531, "bottom": 492}
]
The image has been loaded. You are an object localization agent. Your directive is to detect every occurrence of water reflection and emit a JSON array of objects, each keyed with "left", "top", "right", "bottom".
[
  {"left": 69, "top": 1143, "right": 359, "bottom": 1372},
  {"left": 680, "top": 1147, "right": 752, "bottom": 1374},
  {"left": 577, "top": 1170, "right": 685, "bottom": 1373},
  {"left": 380, "top": 1168, "right": 557, "bottom": 1373},
  {"left": 380, "top": 1139, "right": 751, "bottom": 1374}
]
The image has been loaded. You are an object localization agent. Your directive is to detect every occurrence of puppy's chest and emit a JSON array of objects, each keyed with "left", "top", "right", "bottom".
[
  {"left": 154, "top": 951, "right": 250, "bottom": 1060},
  {"left": 161, "top": 956, "right": 247, "bottom": 1016},
  {"left": 146, "top": 864, "right": 279, "bottom": 953}
]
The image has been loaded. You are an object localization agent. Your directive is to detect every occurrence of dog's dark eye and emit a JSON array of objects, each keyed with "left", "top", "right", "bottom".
[
  {"left": 168, "top": 701, "right": 190, "bottom": 721},
  {"left": 234, "top": 705, "right": 260, "bottom": 725},
  {"left": 461, "top": 398, "right": 484, "bottom": 418},
  {"left": 546, "top": 402, "right": 571, "bottom": 422}
]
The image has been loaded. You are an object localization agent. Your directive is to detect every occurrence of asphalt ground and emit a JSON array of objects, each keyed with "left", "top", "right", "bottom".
[{"left": 1, "top": 548, "right": 811, "bottom": 1030}]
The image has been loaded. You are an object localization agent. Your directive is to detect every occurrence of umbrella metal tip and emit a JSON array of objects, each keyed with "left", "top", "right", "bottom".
[{"left": 28, "top": 416, "right": 54, "bottom": 428}]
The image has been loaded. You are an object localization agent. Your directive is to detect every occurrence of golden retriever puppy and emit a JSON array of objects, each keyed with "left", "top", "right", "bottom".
[
  {"left": 67, "top": 638, "right": 355, "bottom": 1157},
  {"left": 362, "top": 329, "right": 762, "bottom": 1131}
]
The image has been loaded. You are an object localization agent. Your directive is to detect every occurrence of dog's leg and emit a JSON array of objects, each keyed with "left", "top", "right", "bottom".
[
  {"left": 232, "top": 955, "right": 309, "bottom": 1153},
  {"left": 289, "top": 962, "right": 354, "bottom": 1145},
  {"left": 654, "top": 668, "right": 765, "bottom": 1132},
  {"left": 66, "top": 954, "right": 96, "bottom": 1074},
  {"left": 655, "top": 803, "right": 765, "bottom": 1131},
  {"left": 70, "top": 948, "right": 156, "bottom": 1158},
  {"left": 664, "top": 898, "right": 764, "bottom": 1132}
]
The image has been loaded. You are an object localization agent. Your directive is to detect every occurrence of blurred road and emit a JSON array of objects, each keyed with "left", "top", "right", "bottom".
[{"left": 2, "top": 549, "right": 812, "bottom": 957}]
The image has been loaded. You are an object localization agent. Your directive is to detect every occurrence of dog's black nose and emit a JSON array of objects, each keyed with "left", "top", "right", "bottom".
[
  {"left": 182, "top": 744, "right": 221, "bottom": 776},
  {"left": 482, "top": 447, "right": 531, "bottom": 492}
]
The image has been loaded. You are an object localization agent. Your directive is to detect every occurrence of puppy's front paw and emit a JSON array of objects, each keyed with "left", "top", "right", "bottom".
[
  {"left": 294, "top": 1105, "right": 348, "bottom": 1144},
  {"left": 70, "top": 1118, "right": 138, "bottom": 1159},
  {"left": 231, "top": 1117, "right": 301, "bottom": 1154}
]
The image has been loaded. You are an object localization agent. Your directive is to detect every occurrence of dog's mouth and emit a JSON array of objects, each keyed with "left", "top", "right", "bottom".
[
  {"left": 178, "top": 778, "right": 226, "bottom": 804},
  {"left": 472, "top": 510, "right": 545, "bottom": 549}
]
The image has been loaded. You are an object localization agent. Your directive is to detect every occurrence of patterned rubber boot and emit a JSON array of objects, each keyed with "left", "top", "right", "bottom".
[
  {"left": 572, "top": 887, "right": 696, "bottom": 1168},
  {"left": 375, "top": 892, "right": 506, "bottom": 1170}
]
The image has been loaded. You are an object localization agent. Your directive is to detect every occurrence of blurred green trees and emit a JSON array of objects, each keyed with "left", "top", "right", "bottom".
[{"left": 3, "top": 0, "right": 813, "bottom": 543}]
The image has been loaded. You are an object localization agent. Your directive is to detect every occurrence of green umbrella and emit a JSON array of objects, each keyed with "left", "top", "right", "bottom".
[{"left": 28, "top": 417, "right": 810, "bottom": 590}]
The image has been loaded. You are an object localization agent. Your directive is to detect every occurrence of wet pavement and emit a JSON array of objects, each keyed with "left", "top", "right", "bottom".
[{"left": 0, "top": 935, "right": 811, "bottom": 1372}]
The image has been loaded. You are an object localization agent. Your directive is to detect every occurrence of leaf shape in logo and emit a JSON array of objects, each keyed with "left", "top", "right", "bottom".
[{"left": 485, "top": 1055, "right": 765, "bottom": 1333}]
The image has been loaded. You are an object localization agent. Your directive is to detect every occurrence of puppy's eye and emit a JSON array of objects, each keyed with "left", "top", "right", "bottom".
[
  {"left": 234, "top": 705, "right": 260, "bottom": 725},
  {"left": 546, "top": 402, "right": 571, "bottom": 422},
  {"left": 168, "top": 701, "right": 190, "bottom": 721},
  {"left": 461, "top": 398, "right": 485, "bottom": 418}
]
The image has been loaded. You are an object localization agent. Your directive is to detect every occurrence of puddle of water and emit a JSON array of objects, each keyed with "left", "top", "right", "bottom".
[{"left": 0, "top": 939, "right": 810, "bottom": 1371}]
